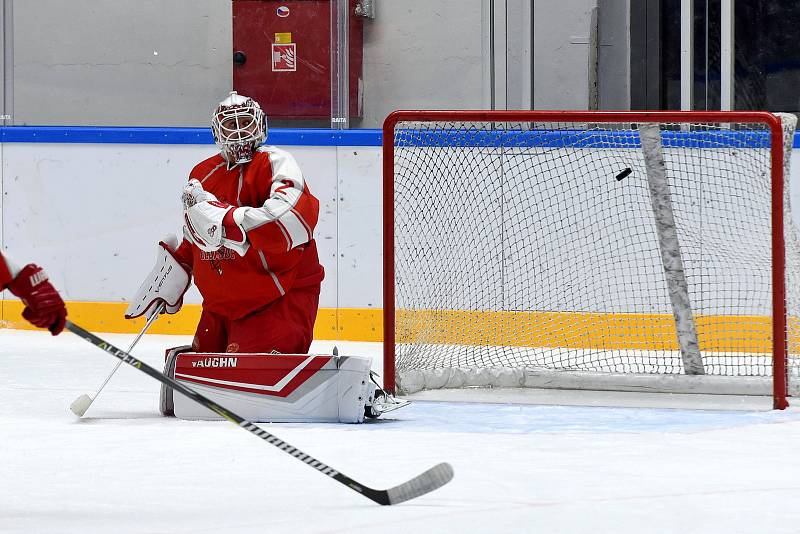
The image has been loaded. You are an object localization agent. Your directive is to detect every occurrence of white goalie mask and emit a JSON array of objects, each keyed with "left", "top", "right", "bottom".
[{"left": 211, "top": 91, "right": 267, "bottom": 167}]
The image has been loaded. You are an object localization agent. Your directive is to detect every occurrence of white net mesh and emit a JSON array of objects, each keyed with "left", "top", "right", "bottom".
[{"left": 388, "top": 114, "right": 800, "bottom": 402}]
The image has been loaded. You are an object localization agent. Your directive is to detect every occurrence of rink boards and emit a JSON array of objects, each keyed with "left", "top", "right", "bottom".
[{"left": 1, "top": 129, "right": 800, "bottom": 346}]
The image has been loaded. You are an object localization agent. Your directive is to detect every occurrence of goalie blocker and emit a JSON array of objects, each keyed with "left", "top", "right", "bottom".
[{"left": 160, "top": 347, "right": 407, "bottom": 423}]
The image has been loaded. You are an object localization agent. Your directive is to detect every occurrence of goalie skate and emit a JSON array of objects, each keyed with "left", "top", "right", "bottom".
[{"left": 365, "top": 371, "right": 410, "bottom": 419}]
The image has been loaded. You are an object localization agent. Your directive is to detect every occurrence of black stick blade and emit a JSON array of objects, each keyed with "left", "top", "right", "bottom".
[{"left": 384, "top": 462, "right": 454, "bottom": 505}]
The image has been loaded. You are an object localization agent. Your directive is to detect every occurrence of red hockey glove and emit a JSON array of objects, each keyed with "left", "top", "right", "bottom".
[{"left": 7, "top": 264, "right": 67, "bottom": 335}]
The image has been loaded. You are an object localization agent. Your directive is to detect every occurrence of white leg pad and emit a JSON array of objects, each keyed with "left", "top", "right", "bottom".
[{"left": 163, "top": 352, "right": 373, "bottom": 423}]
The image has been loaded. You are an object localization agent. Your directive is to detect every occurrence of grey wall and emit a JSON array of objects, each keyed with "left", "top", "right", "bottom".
[
  {"left": 360, "top": 0, "right": 486, "bottom": 128},
  {"left": 1, "top": 0, "right": 11, "bottom": 123},
  {"left": 598, "top": 0, "right": 630, "bottom": 110},
  {"left": 532, "top": 0, "right": 629, "bottom": 111},
  {"left": 9, "top": 0, "right": 231, "bottom": 126},
  {"left": 534, "top": 0, "right": 596, "bottom": 109},
  {"left": 502, "top": 1, "right": 534, "bottom": 110},
  {"left": 2, "top": 0, "right": 632, "bottom": 127}
]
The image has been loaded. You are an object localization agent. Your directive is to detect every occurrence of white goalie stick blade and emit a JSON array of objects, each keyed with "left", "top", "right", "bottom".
[
  {"left": 69, "top": 394, "right": 94, "bottom": 417},
  {"left": 69, "top": 305, "right": 163, "bottom": 417}
]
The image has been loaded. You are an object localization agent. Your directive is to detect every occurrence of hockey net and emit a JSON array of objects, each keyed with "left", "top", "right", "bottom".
[{"left": 383, "top": 111, "right": 800, "bottom": 408}]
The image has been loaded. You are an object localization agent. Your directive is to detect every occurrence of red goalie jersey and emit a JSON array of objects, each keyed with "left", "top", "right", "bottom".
[{"left": 173, "top": 146, "right": 325, "bottom": 320}]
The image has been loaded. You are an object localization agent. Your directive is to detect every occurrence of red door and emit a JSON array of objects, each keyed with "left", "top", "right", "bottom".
[{"left": 233, "top": 0, "right": 363, "bottom": 120}]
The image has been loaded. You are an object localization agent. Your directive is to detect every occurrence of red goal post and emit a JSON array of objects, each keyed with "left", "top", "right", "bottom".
[{"left": 383, "top": 110, "right": 796, "bottom": 409}]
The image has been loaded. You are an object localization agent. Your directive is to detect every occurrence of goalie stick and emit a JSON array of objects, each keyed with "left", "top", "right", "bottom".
[
  {"left": 65, "top": 320, "right": 453, "bottom": 505},
  {"left": 70, "top": 303, "right": 164, "bottom": 417}
]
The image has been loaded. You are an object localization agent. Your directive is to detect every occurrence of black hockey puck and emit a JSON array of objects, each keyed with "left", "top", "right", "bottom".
[{"left": 615, "top": 168, "right": 632, "bottom": 181}]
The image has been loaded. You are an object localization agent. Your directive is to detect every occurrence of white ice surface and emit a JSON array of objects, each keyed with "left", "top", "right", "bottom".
[{"left": 4, "top": 329, "right": 800, "bottom": 533}]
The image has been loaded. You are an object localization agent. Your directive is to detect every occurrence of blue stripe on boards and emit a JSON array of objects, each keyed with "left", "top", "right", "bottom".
[
  {"left": 0, "top": 126, "right": 214, "bottom": 144},
  {"left": 394, "top": 128, "right": 783, "bottom": 149},
  {"left": 1, "top": 126, "right": 798, "bottom": 148},
  {"left": 0, "top": 127, "right": 382, "bottom": 146}
]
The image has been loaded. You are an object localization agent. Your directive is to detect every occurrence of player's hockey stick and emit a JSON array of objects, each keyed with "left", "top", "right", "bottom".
[
  {"left": 65, "top": 320, "right": 453, "bottom": 505},
  {"left": 69, "top": 303, "right": 164, "bottom": 417}
]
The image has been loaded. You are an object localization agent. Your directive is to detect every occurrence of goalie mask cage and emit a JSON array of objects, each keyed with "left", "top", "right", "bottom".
[{"left": 382, "top": 110, "right": 800, "bottom": 409}]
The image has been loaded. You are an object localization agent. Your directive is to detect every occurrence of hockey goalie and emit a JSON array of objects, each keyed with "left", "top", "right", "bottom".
[{"left": 125, "top": 91, "right": 404, "bottom": 423}]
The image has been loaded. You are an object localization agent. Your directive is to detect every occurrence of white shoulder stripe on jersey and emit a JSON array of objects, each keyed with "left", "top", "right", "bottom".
[
  {"left": 199, "top": 161, "right": 226, "bottom": 184},
  {"left": 265, "top": 146, "right": 305, "bottom": 191}
]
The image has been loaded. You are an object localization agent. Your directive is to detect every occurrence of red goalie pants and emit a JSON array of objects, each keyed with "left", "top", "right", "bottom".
[{"left": 191, "top": 283, "right": 320, "bottom": 354}]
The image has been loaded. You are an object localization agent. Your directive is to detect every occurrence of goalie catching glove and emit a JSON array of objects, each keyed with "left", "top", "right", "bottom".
[
  {"left": 125, "top": 234, "right": 191, "bottom": 320},
  {"left": 182, "top": 179, "right": 249, "bottom": 256}
]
